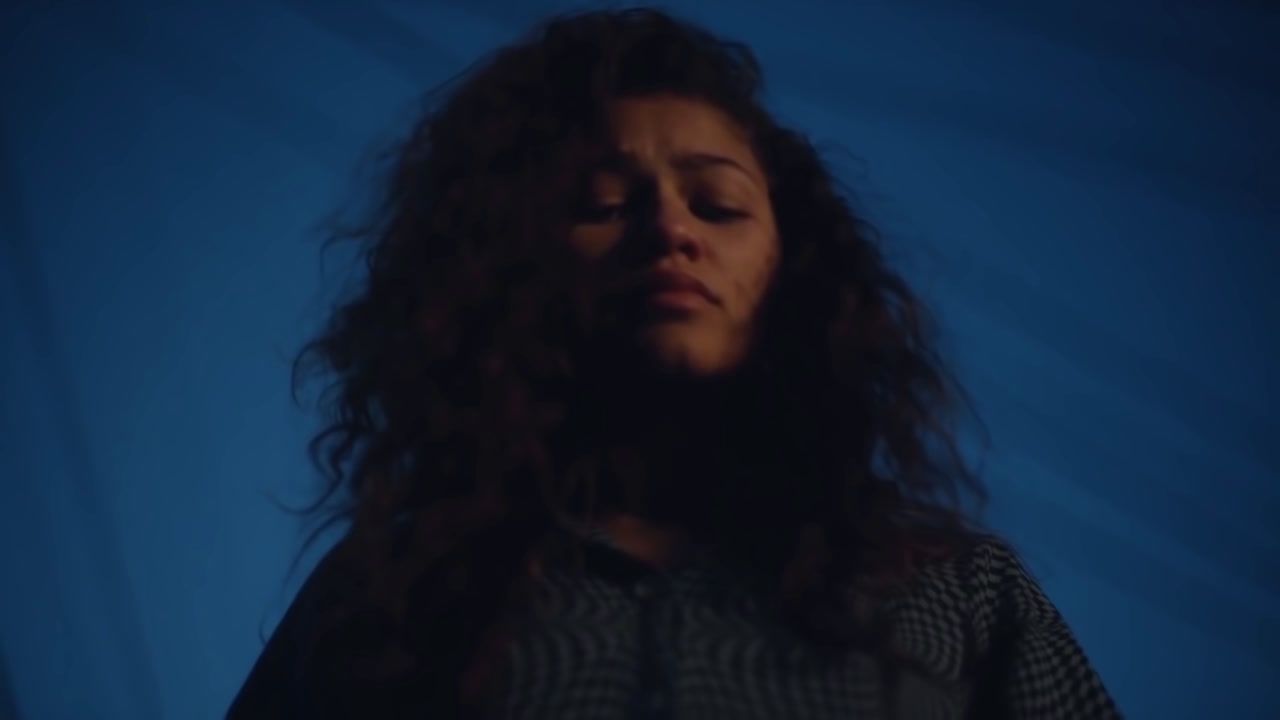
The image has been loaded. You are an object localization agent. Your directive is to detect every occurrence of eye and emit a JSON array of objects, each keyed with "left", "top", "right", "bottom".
[
  {"left": 575, "top": 202, "right": 627, "bottom": 224},
  {"left": 691, "top": 200, "right": 747, "bottom": 223}
]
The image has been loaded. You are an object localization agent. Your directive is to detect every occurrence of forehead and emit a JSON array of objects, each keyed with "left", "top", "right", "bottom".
[
  {"left": 594, "top": 95, "right": 764, "bottom": 183},
  {"left": 607, "top": 95, "right": 748, "bottom": 142}
]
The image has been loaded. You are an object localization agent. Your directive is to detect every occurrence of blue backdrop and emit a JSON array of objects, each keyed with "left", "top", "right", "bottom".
[{"left": 2, "top": 1, "right": 1276, "bottom": 717}]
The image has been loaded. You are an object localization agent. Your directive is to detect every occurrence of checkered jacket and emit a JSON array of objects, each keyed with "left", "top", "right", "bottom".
[{"left": 230, "top": 529, "right": 1122, "bottom": 719}]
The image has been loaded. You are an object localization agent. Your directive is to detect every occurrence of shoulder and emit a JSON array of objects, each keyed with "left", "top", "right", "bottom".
[
  {"left": 899, "top": 532, "right": 1039, "bottom": 597},
  {"left": 898, "top": 533, "right": 1053, "bottom": 641},
  {"left": 956, "top": 534, "right": 1065, "bottom": 644},
  {"left": 858, "top": 533, "right": 999, "bottom": 681},
  {"left": 876, "top": 533, "right": 1048, "bottom": 662},
  {"left": 908, "top": 535, "right": 1123, "bottom": 718},
  {"left": 884, "top": 531, "right": 1019, "bottom": 608},
  {"left": 947, "top": 538, "right": 1126, "bottom": 712}
]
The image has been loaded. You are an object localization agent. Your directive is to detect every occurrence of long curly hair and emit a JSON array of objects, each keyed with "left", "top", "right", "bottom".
[{"left": 288, "top": 7, "right": 990, "bottom": 716}]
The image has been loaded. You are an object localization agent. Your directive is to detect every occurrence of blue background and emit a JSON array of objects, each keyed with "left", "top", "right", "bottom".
[{"left": 1, "top": 1, "right": 1276, "bottom": 717}]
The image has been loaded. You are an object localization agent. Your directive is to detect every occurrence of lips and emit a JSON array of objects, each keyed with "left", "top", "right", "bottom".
[{"left": 632, "top": 269, "right": 719, "bottom": 304}]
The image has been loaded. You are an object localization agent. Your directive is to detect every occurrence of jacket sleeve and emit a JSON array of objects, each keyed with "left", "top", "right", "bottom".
[{"left": 968, "top": 539, "right": 1123, "bottom": 719}]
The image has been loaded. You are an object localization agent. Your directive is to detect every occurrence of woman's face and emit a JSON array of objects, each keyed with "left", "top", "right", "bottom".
[{"left": 567, "top": 95, "right": 780, "bottom": 378}]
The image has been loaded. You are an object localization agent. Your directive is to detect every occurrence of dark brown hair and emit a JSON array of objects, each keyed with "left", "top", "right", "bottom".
[{"left": 289, "top": 7, "right": 990, "bottom": 716}]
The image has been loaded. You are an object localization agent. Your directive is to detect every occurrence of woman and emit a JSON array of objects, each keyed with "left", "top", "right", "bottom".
[{"left": 229, "top": 8, "right": 1121, "bottom": 719}]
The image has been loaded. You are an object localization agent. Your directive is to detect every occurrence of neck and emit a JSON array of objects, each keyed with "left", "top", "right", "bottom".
[
  {"left": 597, "top": 512, "right": 691, "bottom": 570},
  {"left": 565, "top": 361, "right": 777, "bottom": 533}
]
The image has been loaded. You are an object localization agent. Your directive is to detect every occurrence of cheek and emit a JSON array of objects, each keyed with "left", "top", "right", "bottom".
[
  {"left": 567, "top": 227, "right": 620, "bottom": 261},
  {"left": 759, "top": 242, "right": 781, "bottom": 292},
  {"left": 729, "top": 237, "right": 780, "bottom": 318}
]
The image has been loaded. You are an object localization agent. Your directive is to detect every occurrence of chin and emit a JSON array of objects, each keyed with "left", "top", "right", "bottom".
[{"left": 636, "top": 333, "right": 743, "bottom": 379}]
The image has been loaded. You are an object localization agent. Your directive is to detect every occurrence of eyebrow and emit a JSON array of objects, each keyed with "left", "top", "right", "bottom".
[{"left": 590, "top": 151, "right": 762, "bottom": 189}]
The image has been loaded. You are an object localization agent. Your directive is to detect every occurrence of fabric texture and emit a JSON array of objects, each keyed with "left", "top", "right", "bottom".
[{"left": 229, "top": 527, "right": 1122, "bottom": 719}]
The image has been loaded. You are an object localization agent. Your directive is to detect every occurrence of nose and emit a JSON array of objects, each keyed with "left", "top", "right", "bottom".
[{"left": 638, "top": 188, "right": 702, "bottom": 259}]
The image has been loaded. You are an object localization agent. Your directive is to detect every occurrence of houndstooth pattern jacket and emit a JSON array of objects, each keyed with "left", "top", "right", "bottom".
[{"left": 230, "top": 528, "right": 1122, "bottom": 719}]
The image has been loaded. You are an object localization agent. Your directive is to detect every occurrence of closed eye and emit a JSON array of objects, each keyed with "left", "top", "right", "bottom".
[
  {"left": 574, "top": 200, "right": 748, "bottom": 224},
  {"left": 692, "top": 202, "right": 747, "bottom": 223},
  {"left": 575, "top": 203, "right": 627, "bottom": 224}
]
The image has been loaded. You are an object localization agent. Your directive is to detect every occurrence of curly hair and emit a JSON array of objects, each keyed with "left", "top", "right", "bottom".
[{"left": 288, "top": 7, "right": 990, "bottom": 716}]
